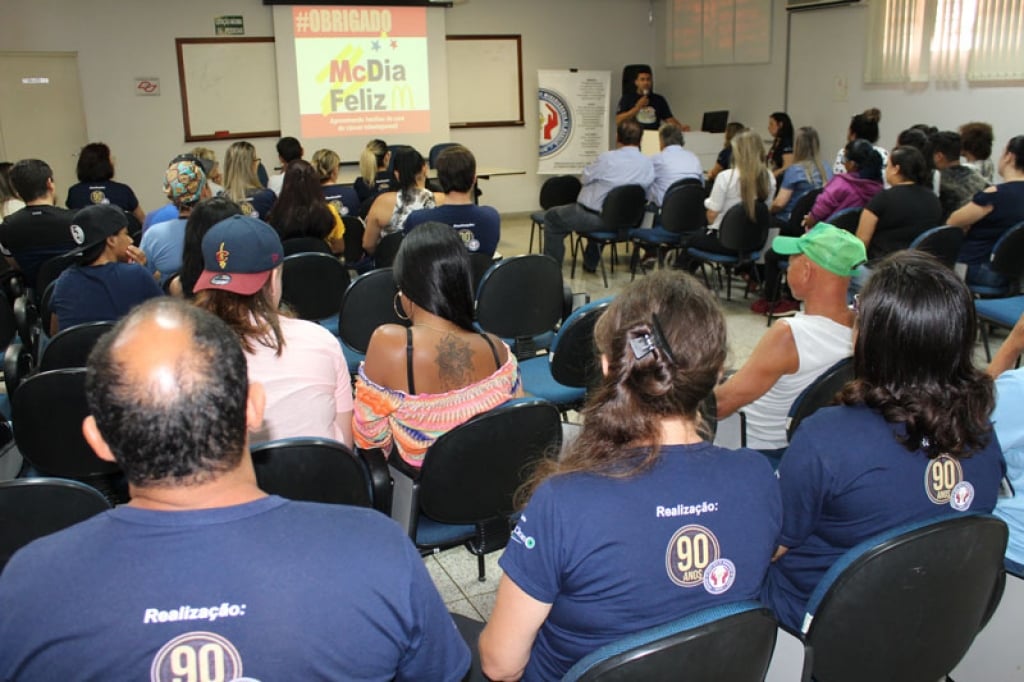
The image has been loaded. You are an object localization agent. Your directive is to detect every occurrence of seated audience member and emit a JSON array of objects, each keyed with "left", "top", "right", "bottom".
[
  {"left": 65, "top": 142, "right": 146, "bottom": 226},
  {"left": 0, "top": 158, "right": 77, "bottom": 284},
  {"left": 948, "top": 135, "right": 1024, "bottom": 289},
  {"left": 646, "top": 123, "right": 704, "bottom": 207},
  {"left": 855, "top": 146, "right": 942, "bottom": 263},
  {"left": 265, "top": 159, "right": 339, "bottom": 255},
  {"left": 312, "top": 148, "right": 360, "bottom": 219},
  {"left": 143, "top": 153, "right": 216, "bottom": 231},
  {"left": 771, "top": 126, "right": 830, "bottom": 226},
  {"left": 222, "top": 140, "right": 276, "bottom": 219},
  {"left": 363, "top": 148, "right": 442, "bottom": 257},
  {"left": 267, "top": 136, "right": 304, "bottom": 195},
  {"left": 194, "top": 215, "right": 353, "bottom": 447},
  {"left": 354, "top": 223, "right": 520, "bottom": 468},
  {"left": 140, "top": 157, "right": 211, "bottom": 283},
  {"left": 0, "top": 162, "right": 25, "bottom": 223},
  {"left": 831, "top": 108, "right": 889, "bottom": 175},
  {"left": 766, "top": 112, "right": 795, "bottom": 179},
  {"left": 543, "top": 118, "right": 654, "bottom": 270},
  {"left": 929, "top": 131, "right": 990, "bottom": 221},
  {"left": 404, "top": 145, "right": 501, "bottom": 258},
  {"left": 986, "top": 313, "right": 1024, "bottom": 574},
  {"left": 894, "top": 127, "right": 939, "bottom": 194},
  {"left": 479, "top": 271, "right": 782, "bottom": 682},
  {"left": 167, "top": 196, "right": 242, "bottom": 299},
  {"left": 706, "top": 122, "right": 745, "bottom": 185},
  {"left": 190, "top": 146, "right": 225, "bottom": 196},
  {"left": 803, "top": 139, "right": 883, "bottom": 229},
  {"left": 0, "top": 299, "right": 469, "bottom": 680},
  {"left": 961, "top": 121, "right": 996, "bottom": 182},
  {"left": 51, "top": 205, "right": 161, "bottom": 333},
  {"left": 355, "top": 138, "right": 392, "bottom": 209},
  {"left": 763, "top": 251, "right": 1005, "bottom": 631},
  {"left": 716, "top": 225, "right": 865, "bottom": 454}
]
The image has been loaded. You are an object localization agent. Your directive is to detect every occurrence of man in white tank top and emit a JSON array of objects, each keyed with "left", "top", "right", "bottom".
[{"left": 715, "top": 224, "right": 867, "bottom": 453}]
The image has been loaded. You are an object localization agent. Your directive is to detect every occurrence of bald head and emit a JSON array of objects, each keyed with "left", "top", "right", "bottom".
[{"left": 86, "top": 299, "right": 250, "bottom": 487}]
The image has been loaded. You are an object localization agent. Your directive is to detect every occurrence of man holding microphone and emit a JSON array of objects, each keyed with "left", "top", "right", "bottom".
[{"left": 616, "top": 67, "right": 689, "bottom": 131}]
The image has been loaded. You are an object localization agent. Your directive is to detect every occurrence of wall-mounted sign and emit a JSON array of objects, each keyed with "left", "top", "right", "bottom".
[
  {"left": 215, "top": 15, "right": 245, "bottom": 35},
  {"left": 135, "top": 78, "right": 160, "bottom": 96}
]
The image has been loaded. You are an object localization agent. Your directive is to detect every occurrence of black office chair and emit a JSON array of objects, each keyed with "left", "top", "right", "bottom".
[
  {"left": 825, "top": 207, "right": 862, "bottom": 233},
  {"left": 38, "top": 321, "right": 114, "bottom": 372},
  {"left": 281, "top": 252, "right": 351, "bottom": 322},
  {"left": 34, "top": 251, "right": 78, "bottom": 304},
  {"left": 342, "top": 216, "right": 366, "bottom": 265},
  {"left": 251, "top": 438, "right": 374, "bottom": 508},
  {"left": 785, "top": 357, "right": 854, "bottom": 441},
  {"left": 401, "top": 399, "right": 562, "bottom": 581},
  {"left": 12, "top": 368, "right": 127, "bottom": 504},
  {"left": 475, "top": 254, "right": 565, "bottom": 360},
  {"left": 0, "top": 477, "right": 111, "bottom": 571},
  {"left": 3, "top": 338, "right": 33, "bottom": 405},
  {"left": 373, "top": 232, "right": 404, "bottom": 268},
  {"left": 562, "top": 601, "right": 777, "bottom": 682},
  {"left": 968, "top": 221, "right": 1024, "bottom": 298},
  {"left": 282, "top": 236, "right": 332, "bottom": 256},
  {"left": 629, "top": 182, "right": 706, "bottom": 279},
  {"left": 337, "top": 268, "right": 408, "bottom": 373},
  {"left": 909, "top": 224, "right": 964, "bottom": 269},
  {"left": 13, "top": 293, "right": 40, "bottom": 362},
  {"left": 797, "top": 514, "right": 1007, "bottom": 682},
  {"left": 428, "top": 142, "right": 459, "bottom": 169},
  {"left": 530, "top": 175, "right": 583, "bottom": 253},
  {"left": 687, "top": 203, "right": 770, "bottom": 300},
  {"left": 570, "top": 185, "right": 647, "bottom": 288}
]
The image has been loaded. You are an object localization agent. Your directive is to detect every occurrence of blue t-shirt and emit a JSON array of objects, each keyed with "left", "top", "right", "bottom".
[
  {"left": 66, "top": 180, "right": 140, "bottom": 212},
  {"left": 778, "top": 163, "right": 829, "bottom": 223},
  {"left": 994, "top": 369, "right": 1024, "bottom": 566},
  {"left": 52, "top": 262, "right": 163, "bottom": 331},
  {"left": 500, "top": 442, "right": 781, "bottom": 681},
  {"left": 0, "top": 496, "right": 469, "bottom": 681},
  {"left": 321, "top": 183, "right": 361, "bottom": 218},
  {"left": 958, "top": 182, "right": 1024, "bottom": 264},
  {"left": 764, "top": 404, "right": 1005, "bottom": 630},
  {"left": 143, "top": 203, "right": 178, "bottom": 232},
  {"left": 139, "top": 217, "right": 187, "bottom": 281},
  {"left": 404, "top": 204, "right": 501, "bottom": 256}
]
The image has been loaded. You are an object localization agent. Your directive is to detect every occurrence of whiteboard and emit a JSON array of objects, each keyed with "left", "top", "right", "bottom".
[
  {"left": 446, "top": 35, "right": 524, "bottom": 128},
  {"left": 175, "top": 37, "right": 281, "bottom": 142}
]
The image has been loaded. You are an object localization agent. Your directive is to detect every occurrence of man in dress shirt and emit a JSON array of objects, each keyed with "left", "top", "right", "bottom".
[
  {"left": 543, "top": 118, "right": 655, "bottom": 271},
  {"left": 648, "top": 124, "right": 704, "bottom": 206}
]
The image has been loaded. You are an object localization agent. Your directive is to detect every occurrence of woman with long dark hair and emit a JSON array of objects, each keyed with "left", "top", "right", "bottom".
[
  {"left": 362, "top": 148, "right": 443, "bottom": 255},
  {"left": 265, "top": 159, "right": 340, "bottom": 254},
  {"left": 763, "top": 251, "right": 1005, "bottom": 631},
  {"left": 353, "top": 222, "right": 520, "bottom": 468},
  {"left": 802, "top": 138, "right": 883, "bottom": 229},
  {"left": 479, "top": 271, "right": 781, "bottom": 682},
  {"left": 767, "top": 111, "right": 795, "bottom": 178}
]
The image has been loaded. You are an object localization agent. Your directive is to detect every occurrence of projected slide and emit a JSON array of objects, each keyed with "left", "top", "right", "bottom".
[{"left": 292, "top": 6, "right": 431, "bottom": 137}]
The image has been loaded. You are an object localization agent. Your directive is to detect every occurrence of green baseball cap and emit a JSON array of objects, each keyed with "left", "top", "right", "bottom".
[{"left": 772, "top": 223, "right": 867, "bottom": 277}]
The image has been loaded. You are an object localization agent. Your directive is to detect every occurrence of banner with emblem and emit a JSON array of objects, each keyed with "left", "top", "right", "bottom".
[
  {"left": 292, "top": 6, "right": 430, "bottom": 137},
  {"left": 537, "top": 70, "right": 611, "bottom": 175}
]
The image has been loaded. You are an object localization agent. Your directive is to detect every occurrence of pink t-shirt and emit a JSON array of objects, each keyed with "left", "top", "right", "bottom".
[{"left": 246, "top": 315, "right": 353, "bottom": 445}]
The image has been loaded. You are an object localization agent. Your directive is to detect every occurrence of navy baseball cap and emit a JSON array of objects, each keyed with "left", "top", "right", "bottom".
[{"left": 194, "top": 215, "right": 284, "bottom": 296}]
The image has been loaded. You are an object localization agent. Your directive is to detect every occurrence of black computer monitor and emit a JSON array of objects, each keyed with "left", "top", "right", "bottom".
[{"left": 701, "top": 110, "right": 729, "bottom": 134}]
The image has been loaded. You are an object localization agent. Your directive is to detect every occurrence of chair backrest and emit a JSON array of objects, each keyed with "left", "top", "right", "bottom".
[
  {"left": 34, "top": 251, "right": 78, "bottom": 302},
  {"left": 908, "top": 224, "right": 964, "bottom": 269},
  {"left": 4, "top": 338, "right": 34, "bottom": 397},
  {"left": 562, "top": 601, "right": 777, "bottom": 682},
  {"left": 39, "top": 280, "right": 57, "bottom": 342},
  {"left": 539, "top": 175, "right": 583, "bottom": 210},
  {"left": 549, "top": 298, "right": 612, "bottom": 388},
  {"left": 338, "top": 268, "right": 407, "bottom": 353},
  {"left": 0, "top": 477, "right": 111, "bottom": 571},
  {"left": 469, "top": 252, "right": 496, "bottom": 293},
  {"left": 428, "top": 142, "right": 459, "bottom": 169},
  {"left": 659, "top": 184, "right": 707, "bottom": 237},
  {"left": 251, "top": 437, "right": 373, "bottom": 508},
  {"left": 281, "top": 252, "right": 351, "bottom": 321},
  {"left": 718, "top": 202, "right": 770, "bottom": 255},
  {"left": 802, "top": 514, "right": 1007, "bottom": 682},
  {"left": 0, "top": 289, "right": 14, "bottom": 351},
  {"left": 475, "top": 254, "right": 564, "bottom": 341},
  {"left": 281, "top": 236, "right": 331, "bottom": 257},
  {"left": 989, "top": 221, "right": 1024, "bottom": 280},
  {"left": 600, "top": 185, "right": 648, "bottom": 234},
  {"left": 342, "top": 216, "right": 365, "bottom": 264},
  {"left": 38, "top": 321, "right": 114, "bottom": 372},
  {"left": 787, "top": 187, "right": 823, "bottom": 233},
  {"left": 418, "top": 398, "right": 562, "bottom": 524},
  {"left": 826, "top": 207, "right": 862, "bottom": 233},
  {"left": 12, "top": 368, "right": 121, "bottom": 478},
  {"left": 13, "top": 293, "right": 38, "bottom": 354},
  {"left": 374, "top": 232, "right": 404, "bottom": 268},
  {"left": 785, "top": 357, "right": 853, "bottom": 441}
]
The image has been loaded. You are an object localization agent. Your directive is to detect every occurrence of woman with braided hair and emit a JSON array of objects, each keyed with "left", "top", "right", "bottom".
[{"left": 479, "top": 270, "right": 781, "bottom": 682}]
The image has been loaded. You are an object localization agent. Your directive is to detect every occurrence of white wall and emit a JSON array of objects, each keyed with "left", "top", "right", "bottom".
[{"left": 654, "top": 0, "right": 1023, "bottom": 169}]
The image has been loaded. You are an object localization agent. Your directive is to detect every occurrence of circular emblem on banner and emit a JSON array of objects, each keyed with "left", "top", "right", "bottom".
[{"left": 538, "top": 88, "right": 573, "bottom": 159}]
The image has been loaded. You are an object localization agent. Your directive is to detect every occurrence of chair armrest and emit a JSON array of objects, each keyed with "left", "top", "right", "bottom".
[{"left": 356, "top": 447, "right": 393, "bottom": 515}]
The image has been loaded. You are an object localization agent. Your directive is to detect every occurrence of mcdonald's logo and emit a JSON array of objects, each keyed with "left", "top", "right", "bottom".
[{"left": 391, "top": 84, "right": 414, "bottom": 110}]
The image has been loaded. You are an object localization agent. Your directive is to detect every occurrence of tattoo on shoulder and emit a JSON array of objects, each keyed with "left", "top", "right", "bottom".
[{"left": 435, "top": 333, "right": 474, "bottom": 391}]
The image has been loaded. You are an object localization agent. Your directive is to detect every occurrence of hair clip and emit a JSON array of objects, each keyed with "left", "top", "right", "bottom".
[
  {"left": 629, "top": 314, "right": 678, "bottom": 365},
  {"left": 629, "top": 333, "right": 657, "bottom": 360}
]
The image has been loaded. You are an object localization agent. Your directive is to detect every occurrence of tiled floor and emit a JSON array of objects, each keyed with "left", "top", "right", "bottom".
[{"left": 428, "top": 211, "right": 1006, "bottom": 621}]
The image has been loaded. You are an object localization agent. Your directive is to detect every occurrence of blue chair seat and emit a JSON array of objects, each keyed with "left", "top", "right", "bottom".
[
  {"left": 413, "top": 514, "right": 476, "bottom": 547},
  {"left": 317, "top": 313, "right": 340, "bottom": 337},
  {"left": 530, "top": 209, "right": 546, "bottom": 224},
  {"left": 519, "top": 355, "right": 587, "bottom": 405},
  {"left": 975, "top": 295, "right": 1024, "bottom": 328},
  {"left": 629, "top": 226, "right": 682, "bottom": 245},
  {"left": 970, "top": 282, "right": 1013, "bottom": 297},
  {"left": 687, "top": 248, "right": 761, "bottom": 263}
]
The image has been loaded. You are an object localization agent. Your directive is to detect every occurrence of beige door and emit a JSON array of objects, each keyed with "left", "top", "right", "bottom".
[{"left": 0, "top": 52, "right": 88, "bottom": 203}]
